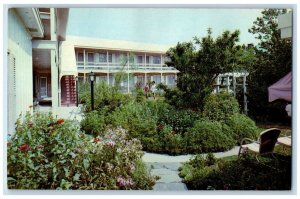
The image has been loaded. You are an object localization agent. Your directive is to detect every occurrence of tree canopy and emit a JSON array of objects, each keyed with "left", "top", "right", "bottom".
[
  {"left": 164, "top": 28, "right": 255, "bottom": 110},
  {"left": 247, "top": 9, "right": 292, "bottom": 123}
]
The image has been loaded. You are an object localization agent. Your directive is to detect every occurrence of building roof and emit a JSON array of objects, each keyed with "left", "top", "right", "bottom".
[{"left": 66, "top": 36, "right": 172, "bottom": 54}]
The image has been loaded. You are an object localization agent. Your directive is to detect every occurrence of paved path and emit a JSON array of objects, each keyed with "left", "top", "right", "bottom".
[{"left": 142, "top": 146, "right": 240, "bottom": 191}]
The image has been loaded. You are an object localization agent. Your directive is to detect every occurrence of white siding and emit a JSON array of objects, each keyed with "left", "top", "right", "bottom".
[{"left": 8, "top": 9, "right": 33, "bottom": 134}]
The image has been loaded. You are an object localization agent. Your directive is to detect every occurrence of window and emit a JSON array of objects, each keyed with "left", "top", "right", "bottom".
[
  {"left": 153, "top": 56, "right": 161, "bottom": 64},
  {"left": 146, "top": 56, "right": 150, "bottom": 64},
  {"left": 99, "top": 53, "right": 107, "bottom": 62},
  {"left": 108, "top": 53, "right": 112, "bottom": 63},
  {"left": 77, "top": 52, "right": 84, "bottom": 62},
  {"left": 137, "top": 56, "right": 143, "bottom": 64},
  {"left": 87, "top": 53, "right": 94, "bottom": 63}
]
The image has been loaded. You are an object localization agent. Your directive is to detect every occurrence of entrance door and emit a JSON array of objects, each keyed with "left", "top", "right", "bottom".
[{"left": 40, "top": 77, "right": 47, "bottom": 98}]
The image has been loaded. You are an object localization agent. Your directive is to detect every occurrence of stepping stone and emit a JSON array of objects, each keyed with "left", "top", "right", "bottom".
[{"left": 151, "top": 168, "right": 182, "bottom": 183}]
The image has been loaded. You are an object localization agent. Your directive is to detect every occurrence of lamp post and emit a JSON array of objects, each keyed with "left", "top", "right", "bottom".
[
  {"left": 89, "top": 72, "right": 95, "bottom": 111},
  {"left": 75, "top": 76, "right": 79, "bottom": 107}
]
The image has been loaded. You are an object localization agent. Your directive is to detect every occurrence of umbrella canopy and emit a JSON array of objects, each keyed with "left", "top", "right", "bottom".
[{"left": 268, "top": 72, "right": 292, "bottom": 102}]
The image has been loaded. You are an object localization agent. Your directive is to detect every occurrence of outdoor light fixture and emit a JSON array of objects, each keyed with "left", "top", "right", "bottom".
[
  {"left": 75, "top": 76, "right": 79, "bottom": 107},
  {"left": 89, "top": 72, "right": 96, "bottom": 111},
  {"left": 89, "top": 72, "right": 95, "bottom": 82}
]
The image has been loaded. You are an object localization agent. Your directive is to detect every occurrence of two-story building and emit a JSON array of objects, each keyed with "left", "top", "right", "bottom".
[
  {"left": 60, "top": 37, "right": 179, "bottom": 102},
  {"left": 7, "top": 8, "right": 179, "bottom": 135}
]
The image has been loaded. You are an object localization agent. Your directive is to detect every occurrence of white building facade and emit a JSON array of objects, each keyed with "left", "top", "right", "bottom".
[{"left": 7, "top": 8, "right": 69, "bottom": 135}]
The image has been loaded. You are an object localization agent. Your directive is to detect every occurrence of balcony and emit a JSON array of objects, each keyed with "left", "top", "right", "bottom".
[{"left": 76, "top": 61, "right": 178, "bottom": 73}]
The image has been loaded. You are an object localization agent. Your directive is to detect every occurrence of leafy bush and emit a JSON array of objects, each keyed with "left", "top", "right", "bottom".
[
  {"left": 80, "top": 111, "right": 106, "bottom": 136},
  {"left": 226, "top": 113, "right": 260, "bottom": 144},
  {"left": 109, "top": 102, "right": 158, "bottom": 139},
  {"left": 179, "top": 154, "right": 291, "bottom": 190},
  {"left": 185, "top": 118, "right": 235, "bottom": 153},
  {"left": 132, "top": 88, "right": 145, "bottom": 103},
  {"left": 157, "top": 85, "right": 186, "bottom": 108},
  {"left": 7, "top": 112, "right": 156, "bottom": 190},
  {"left": 79, "top": 81, "right": 132, "bottom": 112},
  {"left": 158, "top": 107, "right": 200, "bottom": 135},
  {"left": 203, "top": 92, "right": 240, "bottom": 122},
  {"left": 158, "top": 124, "right": 186, "bottom": 155}
]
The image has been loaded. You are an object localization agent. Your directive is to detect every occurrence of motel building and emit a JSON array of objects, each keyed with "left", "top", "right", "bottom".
[{"left": 7, "top": 8, "right": 179, "bottom": 135}]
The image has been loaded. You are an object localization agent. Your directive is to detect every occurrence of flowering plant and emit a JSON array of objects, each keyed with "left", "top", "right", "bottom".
[{"left": 7, "top": 112, "right": 156, "bottom": 190}]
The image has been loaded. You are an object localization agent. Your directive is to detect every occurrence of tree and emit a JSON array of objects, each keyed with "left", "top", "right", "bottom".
[
  {"left": 164, "top": 29, "right": 252, "bottom": 110},
  {"left": 247, "top": 9, "right": 292, "bottom": 123}
]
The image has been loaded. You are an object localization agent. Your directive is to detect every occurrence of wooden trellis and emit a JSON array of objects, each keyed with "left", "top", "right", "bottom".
[{"left": 214, "top": 72, "right": 249, "bottom": 115}]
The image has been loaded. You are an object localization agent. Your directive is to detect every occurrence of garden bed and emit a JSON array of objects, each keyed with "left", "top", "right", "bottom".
[
  {"left": 7, "top": 112, "right": 157, "bottom": 190},
  {"left": 178, "top": 153, "right": 291, "bottom": 190}
]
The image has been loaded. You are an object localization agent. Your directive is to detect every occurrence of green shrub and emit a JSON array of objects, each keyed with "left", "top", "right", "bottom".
[
  {"left": 180, "top": 154, "right": 291, "bottom": 190},
  {"left": 203, "top": 92, "right": 240, "bottom": 122},
  {"left": 80, "top": 111, "right": 106, "bottom": 136},
  {"left": 7, "top": 112, "right": 156, "bottom": 190},
  {"left": 109, "top": 102, "right": 158, "bottom": 139},
  {"left": 205, "top": 153, "right": 217, "bottom": 166},
  {"left": 132, "top": 88, "right": 145, "bottom": 103},
  {"left": 185, "top": 118, "right": 235, "bottom": 153},
  {"left": 80, "top": 81, "right": 132, "bottom": 112},
  {"left": 226, "top": 113, "right": 260, "bottom": 144},
  {"left": 158, "top": 107, "right": 200, "bottom": 135},
  {"left": 158, "top": 85, "right": 186, "bottom": 108}
]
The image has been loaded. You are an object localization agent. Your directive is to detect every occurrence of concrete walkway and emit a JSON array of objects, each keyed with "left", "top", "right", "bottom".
[
  {"left": 142, "top": 146, "right": 240, "bottom": 191},
  {"left": 35, "top": 105, "right": 84, "bottom": 122}
]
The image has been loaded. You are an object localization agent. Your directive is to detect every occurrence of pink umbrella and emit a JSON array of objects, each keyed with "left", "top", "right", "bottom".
[{"left": 268, "top": 72, "right": 292, "bottom": 102}]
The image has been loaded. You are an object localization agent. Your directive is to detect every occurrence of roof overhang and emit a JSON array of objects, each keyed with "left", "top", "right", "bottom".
[
  {"left": 15, "top": 8, "right": 44, "bottom": 38},
  {"left": 68, "top": 36, "right": 171, "bottom": 54}
]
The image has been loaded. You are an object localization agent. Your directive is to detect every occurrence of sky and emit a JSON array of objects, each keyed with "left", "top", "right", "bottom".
[{"left": 66, "top": 8, "right": 264, "bottom": 46}]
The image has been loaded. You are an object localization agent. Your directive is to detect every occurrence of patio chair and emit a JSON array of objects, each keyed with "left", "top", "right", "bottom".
[{"left": 238, "top": 128, "right": 281, "bottom": 162}]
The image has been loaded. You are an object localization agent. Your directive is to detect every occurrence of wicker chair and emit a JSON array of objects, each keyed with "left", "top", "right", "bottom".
[{"left": 238, "top": 128, "right": 281, "bottom": 161}]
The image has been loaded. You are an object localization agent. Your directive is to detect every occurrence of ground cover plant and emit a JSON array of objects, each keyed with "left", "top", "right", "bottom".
[
  {"left": 179, "top": 152, "right": 291, "bottom": 190},
  {"left": 7, "top": 112, "right": 157, "bottom": 190}
]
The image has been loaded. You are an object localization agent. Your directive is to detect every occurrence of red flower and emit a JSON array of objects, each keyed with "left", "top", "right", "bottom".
[
  {"left": 28, "top": 123, "right": 33, "bottom": 127},
  {"left": 36, "top": 145, "right": 44, "bottom": 149},
  {"left": 19, "top": 144, "right": 30, "bottom": 152},
  {"left": 94, "top": 137, "right": 101, "bottom": 143},
  {"left": 57, "top": 119, "right": 64, "bottom": 124}
]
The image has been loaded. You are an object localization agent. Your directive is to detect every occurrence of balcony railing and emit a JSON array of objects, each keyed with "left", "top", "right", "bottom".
[{"left": 76, "top": 61, "right": 177, "bottom": 72}]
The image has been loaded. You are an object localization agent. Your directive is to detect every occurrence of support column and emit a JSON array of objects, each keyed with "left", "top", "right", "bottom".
[
  {"left": 233, "top": 75, "right": 236, "bottom": 97},
  {"left": 160, "top": 54, "right": 163, "bottom": 83},
  {"left": 51, "top": 49, "right": 58, "bottom": 113},
  {"left": 144, "top": 53, "right": 146, "bottom": 68},
  {"left": 243, "top": 75, "right": 248, "bottom": 115},
  {"left": 216, "top": 76, "right": 220, "bottom": 93},
  {"left": 107, "top": 51, "right": 109, "bottom": 85},
  {"left": 50, "top": 8, "right": 56, "bottom": 41},
  {"left": 226, "top": 76, "right": 230, "bottom": 92},
  {"left": 127, "top": 52, "right": 130, "bottom": 93},
  {"left": 50, "top": 8, "right": 58, "bottom": 111},
  {"left": 83, "top": 49, "right": 86, "bottom": 82}
]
